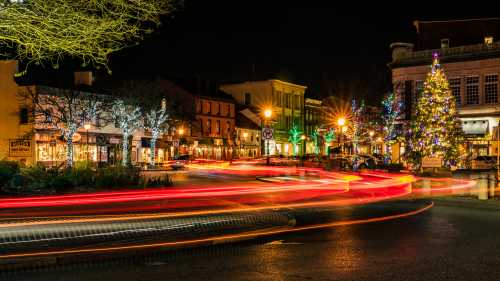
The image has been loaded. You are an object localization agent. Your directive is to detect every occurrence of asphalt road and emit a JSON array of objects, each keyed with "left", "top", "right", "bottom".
[{"left": 5, "top": 199, "right": 500, "bottom": 281}]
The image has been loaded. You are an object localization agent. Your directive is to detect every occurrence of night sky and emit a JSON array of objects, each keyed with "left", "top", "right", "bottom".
[{"left": 23, "top": 1, "right": 496, "bottom": 104}]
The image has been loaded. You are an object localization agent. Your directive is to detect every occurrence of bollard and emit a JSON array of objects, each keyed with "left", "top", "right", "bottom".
[{"left": 477, "top": 173, "right": 488, "bottom": 200}]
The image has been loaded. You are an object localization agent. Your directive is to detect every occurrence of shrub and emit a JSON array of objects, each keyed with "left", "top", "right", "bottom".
[
  {"left": 382, "top": 163, "right": 404, "bottom": 172},
  {"left": 2, "top": 163, "right": 172, "bottom": 195},
  {"left": 0, "top": 160, "right": 19, "bottom": 188},
  {"left": 95, "top": 166, "right": 141, "bottom": 189}
]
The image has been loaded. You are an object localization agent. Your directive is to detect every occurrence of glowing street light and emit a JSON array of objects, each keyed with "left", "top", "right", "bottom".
[
  {"left": 369, "top": 131, "right": 375, "bottom": 137},
  {"left": 243, "top": 132, "right": 248, "bottom": 139},
  {"left": 178, "top": 127, "right": 184, "bottom": 136},
  {"left": 337, "top": 117, "right": 346, "bottom": 127},
  {"left": 264, "top": 109, "right": 272, "bottom": 119}
]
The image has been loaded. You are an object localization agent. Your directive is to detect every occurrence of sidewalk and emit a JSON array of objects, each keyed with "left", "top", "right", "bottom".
[{"left": 432, "top": 196, "right": 500, "bottom": 210}]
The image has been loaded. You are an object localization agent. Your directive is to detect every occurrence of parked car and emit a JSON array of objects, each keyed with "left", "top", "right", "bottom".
[
  {"left": 471, "top": 155, "right": 497, "bottom": 170},
  {"left": 171, "top": 155, "right": 190, "bottom": 170},
  {"left": 356, "top": 154, "right": 379, "bottom": 169}
]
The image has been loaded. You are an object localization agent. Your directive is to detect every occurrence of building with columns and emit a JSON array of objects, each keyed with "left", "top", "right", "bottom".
[{"left": 389, "top": 18, "right": 500, "bottom": 160}]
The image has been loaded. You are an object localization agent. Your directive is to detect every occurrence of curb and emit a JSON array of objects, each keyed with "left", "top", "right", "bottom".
[{"left": 432, "top": 196, "right": 500, "bottom": 210}]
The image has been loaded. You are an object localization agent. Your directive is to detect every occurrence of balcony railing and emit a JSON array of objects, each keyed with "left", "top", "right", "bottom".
[{"left": 393, "top": 42, "right": 500, "bottom": 63}]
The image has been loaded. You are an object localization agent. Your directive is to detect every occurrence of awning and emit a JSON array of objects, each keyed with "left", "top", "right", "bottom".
[{"left": 462, "top": 120, "right": 489, "bottom": 135}]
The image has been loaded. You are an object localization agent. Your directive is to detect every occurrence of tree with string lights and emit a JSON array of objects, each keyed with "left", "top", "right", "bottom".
[
  {"left": 0, "top": 0, "right": 181, "bottom": 74},
  {"left": 111, "top": 100, "right": 142, "bottom": 167},
  {"left": 20, "top": 87, "right": 105, "bottom": 167},
  {"left": 407, "top": 53, "right": 463, "bottom": 170},
  {"left": 381, "top": 90, "right": 403, "bottom": 163},
  {"left": 145, "top": 103, "right": 169, "bottom": 166}
]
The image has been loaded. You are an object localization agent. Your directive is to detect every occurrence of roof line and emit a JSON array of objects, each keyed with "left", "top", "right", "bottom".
[{"left": 417, "top": 18, "right": 500, "bottom": 24}]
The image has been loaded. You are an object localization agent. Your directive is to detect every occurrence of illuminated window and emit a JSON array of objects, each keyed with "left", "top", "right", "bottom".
[
  {"left": 485, "top": 74, "right": 498, "bottom": 104},
  {"left": 213, "top": 103, "right": 218, "bottom": 115},
  {"left": 19, "top": 107, "right": 29, "bottom": 124},
  {"left": 485, "top": 36, "right": 494, "bottom": 46},
  {"left": 216, "top": 120, "right": 220, "bottom": 134},
  {"left": 207, "top": 119, "right": 211, "bottom": 133},
  {"left": 449, "top": 78, "right": 461, "bottom": 106},
  {"left": 441, "top": 38, "right": 449, "bottom": 48},
  {"left": 275, "top": 91, "right": 282, "bottom": 106},
  {"left": 466, "top": 76, "right": 479, "bottom": 105},
  {"left": 244, "top": 93, "right": 251, "bottom": 105}
]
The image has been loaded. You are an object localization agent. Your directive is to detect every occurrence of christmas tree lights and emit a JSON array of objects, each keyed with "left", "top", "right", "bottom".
[{"left": 407, "top": 53, "right": 463, "bottom": 170}]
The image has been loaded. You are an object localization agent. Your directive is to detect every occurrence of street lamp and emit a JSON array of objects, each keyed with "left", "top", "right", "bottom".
[
  {"left": 264, "top": 108, "right": 272, "bottom": 165},
  {"left": 84, "top": 123, "right": 91, "bottom": 162},
  {"left": 369, "top": 131, "right": 375, "bottom": 154},
  {"left": 337, "top": 118, "right": 346, "bottom": 155},
  {"left": 301, "top": 134, "right": 306, "bottom": 166},
  {"left": 241, "top": 132, "right": 248, "bottom": 158}
]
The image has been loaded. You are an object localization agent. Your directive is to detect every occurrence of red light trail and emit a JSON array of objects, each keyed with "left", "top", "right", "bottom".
[{"left": 0, "top": 164, "right": 475, "bottom": 261}]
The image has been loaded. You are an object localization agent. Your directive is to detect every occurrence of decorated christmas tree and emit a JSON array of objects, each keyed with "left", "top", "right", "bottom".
[{"left": 407, "top": 53, "right": 463, "bottom": 170}]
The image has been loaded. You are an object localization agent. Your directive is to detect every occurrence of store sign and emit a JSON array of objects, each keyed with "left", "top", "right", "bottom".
[
  {"left": 422, "top": 156, "right": 443, "bottom": 168},
  {"left": 109, "top": 137, "right": 120, "bottom": 144},
  {"left": 9, "top": 139, "right": 32, "bottom": 157},
  {"left": 214, "top": 139, "right": 223, "bottom": 146}
]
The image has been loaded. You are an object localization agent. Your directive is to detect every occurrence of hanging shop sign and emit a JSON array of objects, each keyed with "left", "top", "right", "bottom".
[
  {"left": 96, "top": 134, "right": 106, "bottom": 146},
  {"left": 9, "top": 139, "right": 32, "bottom": 157},
  {"left": 109, "top": 137, "right": 120, "bottom": 144}
]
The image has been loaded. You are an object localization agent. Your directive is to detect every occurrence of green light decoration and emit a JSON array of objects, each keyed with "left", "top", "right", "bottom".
[
  {"left": 0, "top": 0, "right": 182, "bottom": 74},
  {"left": 324, "top": 128, "right": 336, "bottom": 143},
  {"left": 288, "top": 120, "right": 302, "bottom": 156},
  {"left": 406, "top": 53, "right": 463, "bottom": 170},
  {"left": 311, "top": 129, "right": 320, "bottom": 158}
]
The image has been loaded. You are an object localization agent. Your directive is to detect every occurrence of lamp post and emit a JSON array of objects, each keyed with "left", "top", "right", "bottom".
[
  {"left": 178, "top": 127, "right": 184, "bottom": 158},
  {"left": 84, "top": 123, "right": 91, "bottom": 162},
  {"left": 243, "top": 132, "right": 248, "bottom": 158},
  {"left": 337, "top": 118, "right": 345, "bottom": 155},
  {"left": 497, "top": 121, "right": 500, "bottom": 186},
  {"left": 301, "top": 134, "right": 306, "bottom": 166},
  {"left": 369, "top": 130, "right": 375, "bottom": 154},
  {"left": 264, "top": 109, "right": 272, "bottom": 165}
]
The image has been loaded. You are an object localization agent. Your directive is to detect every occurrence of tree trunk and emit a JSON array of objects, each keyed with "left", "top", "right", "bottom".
[
  {"left": 66, "top": 137, "right": 74, "bottom": 168},
  {"left": 122, "top": 133, "right": 129, "bottom": 167},
  {"left": 150, "top": 138, "right": 156, "bottom": 167}
]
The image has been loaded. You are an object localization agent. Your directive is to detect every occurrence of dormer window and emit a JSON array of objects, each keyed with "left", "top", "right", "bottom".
[
  {"left": 485, "top": 36, "right": 494, "bottom": 47},
  {"left": 441, "top": 38, "right": 449, "bottom": 48}
]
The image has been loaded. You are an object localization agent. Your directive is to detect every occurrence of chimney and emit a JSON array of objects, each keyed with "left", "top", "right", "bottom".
[{"left": 74, "top": 71, "right": 93, "bottom": 86}]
